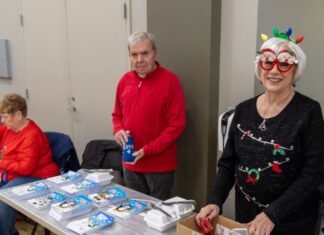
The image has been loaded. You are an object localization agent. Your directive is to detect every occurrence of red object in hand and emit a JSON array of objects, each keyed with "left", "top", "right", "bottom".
[{"left": 198, "top": 218, "right": 213, "bottom": 234}]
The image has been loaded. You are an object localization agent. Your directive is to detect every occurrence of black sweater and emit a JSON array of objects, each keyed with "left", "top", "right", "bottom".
[{"left": 208, "top": 92, "right": 324, "bottom": 234}]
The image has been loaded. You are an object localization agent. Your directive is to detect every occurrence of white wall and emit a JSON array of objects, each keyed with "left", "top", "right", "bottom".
[
  {"left": 0, "top": 0, "right": 147, "bottom": 98},
  {"left": 0, "top": 0, "right": 26, "bottom": 96},
  {"left": 218, "top": 0, "right": 258, "bottom": 114},
  {"left": 255, "top": 0, "right": 324, "bottom": 110},
  {"left": 218, "top": 0, "right": 259, "bottom": 219},
  {"left": 130, "top": 0, "right": 147, "bottom": 32}
]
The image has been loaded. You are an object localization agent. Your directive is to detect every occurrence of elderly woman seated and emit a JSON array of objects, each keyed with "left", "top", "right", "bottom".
[{"left": 0, "top": 93, "right": 59, "bottom": 235}]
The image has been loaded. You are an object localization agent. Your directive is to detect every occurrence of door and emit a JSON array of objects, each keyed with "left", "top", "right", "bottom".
[
  {"left": 21, "top": 0, "right": 72, "bottom": 134},
  {"left": 21, "top": 0, "right": 129, "bottom": 159},
  {"left": 66, "top": 0, "right": 129, "bottom": 157}
]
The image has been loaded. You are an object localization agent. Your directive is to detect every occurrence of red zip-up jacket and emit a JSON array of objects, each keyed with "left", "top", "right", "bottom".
[
  {"left": 112, "top": 63, "right": 186, "bottom": 172},
  {"left": 0, "top": 120, "right": 59, "bottom": 181}
]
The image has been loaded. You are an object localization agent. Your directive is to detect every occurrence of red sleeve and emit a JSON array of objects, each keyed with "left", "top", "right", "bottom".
[
  {"left": 143, "top": 78, "right": 186, "bottom": 156},
  {"left": 112, "top": 80, "right": 125, "bottom": 134},
  {"left": 0, "top": 133, "right": 41, "bottom": 176},
  {"left": 0, "top": 124, "right": 5, "bottom": 140}
]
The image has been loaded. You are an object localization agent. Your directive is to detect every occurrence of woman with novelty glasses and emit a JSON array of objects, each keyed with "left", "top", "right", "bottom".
[{"left": 196, "top": 27, "right": 324, "bottom": 235}]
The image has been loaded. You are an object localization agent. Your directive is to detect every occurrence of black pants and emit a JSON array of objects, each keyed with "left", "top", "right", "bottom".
[{"left": 123, "top": 168, "right": 175, "bottom": 200}]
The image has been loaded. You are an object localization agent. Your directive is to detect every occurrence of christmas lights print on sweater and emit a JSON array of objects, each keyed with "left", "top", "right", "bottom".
[{"left": 236, "top": 124, "right": 294, "bottom": 207}]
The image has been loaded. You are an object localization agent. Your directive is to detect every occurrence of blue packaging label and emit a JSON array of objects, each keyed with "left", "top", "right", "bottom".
[{"left": 123, "top": 136, "right": 135, "bottom": 162}]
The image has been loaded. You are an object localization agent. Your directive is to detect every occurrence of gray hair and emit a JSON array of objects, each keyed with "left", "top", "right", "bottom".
[
  {"left": 255, "top": 37, "right": 306, "bottom": 83},
  {"left": 127, "top": 32, "right": 157, "bottom": 51}
]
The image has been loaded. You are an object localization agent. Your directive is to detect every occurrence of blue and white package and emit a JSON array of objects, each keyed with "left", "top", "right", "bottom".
[
  {"left": 49, "top": 194, "right": 93, "bottom": 221},
  {"left": 11, "top": 181, "right": 49, "bottom": 199},
  {"left": 27, "top": 192, "right": 67, "bottom": 209},
  {"left": 67, "top": 211, "right": 115, "bottom": 235},
  {"left": 60, "top": 179, "right": 100, "bottom": 195},
  {"left": 47, "top": 171, "right": 82, "bottom": 185},
  {"left": 107, "top": 199, "right": 148, "bottom": 218},
  {"left": 88, "top": 186, "right": 127, "bottom": 207}
]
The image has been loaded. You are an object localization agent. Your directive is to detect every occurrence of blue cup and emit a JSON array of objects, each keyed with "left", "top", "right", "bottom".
[{"left": 123, "top": 136, "right": 135, "bottom": 162}]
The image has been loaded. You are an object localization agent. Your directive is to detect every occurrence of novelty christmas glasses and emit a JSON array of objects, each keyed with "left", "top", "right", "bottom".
[{"left": 257, "top": 48, "right": 298, "bottom": 72}]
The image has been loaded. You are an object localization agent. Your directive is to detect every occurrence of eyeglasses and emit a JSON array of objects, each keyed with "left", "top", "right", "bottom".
[{"left": 257, "top": 48, "right": 298, "bottom": 72}]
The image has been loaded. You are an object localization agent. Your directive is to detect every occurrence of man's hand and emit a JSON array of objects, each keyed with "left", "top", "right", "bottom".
[
  {"left": 125, "top": 148, "right": 144, "bottom": 165},
  {"left": 114, "top": 130, "right": 129, "bottom": 146},
  {"left": 196, "top": 204, "right": 220, "bottom": 226},
  {"left": 247, "top": 212, "right": 274, "bottom": 235}
]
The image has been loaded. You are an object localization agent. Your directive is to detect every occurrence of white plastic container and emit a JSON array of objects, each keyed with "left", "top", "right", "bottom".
[
  {"left": 85, "top": 172, "right": 114, "bottom": 186},
  {"left": 144, "top": 196, "right": 195, "bottom": 232},
  {"left": 144, "top": 209, "right": 177, "bottom": 232}
]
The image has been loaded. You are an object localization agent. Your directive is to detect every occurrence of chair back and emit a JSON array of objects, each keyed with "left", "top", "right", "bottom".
[
  {"left": 81, "top": 139, "right": 123, "bottom": 184},
  {"left": 45, "top": 132, "right": 81, "bottom": 174},
  {"left": 81, "top": 139, "right": 122, "bottom": 170}
]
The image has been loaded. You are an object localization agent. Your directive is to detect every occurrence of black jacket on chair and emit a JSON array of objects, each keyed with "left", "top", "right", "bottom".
[{"left": 81, "top": 140, "right": 123, "bottom": 184}]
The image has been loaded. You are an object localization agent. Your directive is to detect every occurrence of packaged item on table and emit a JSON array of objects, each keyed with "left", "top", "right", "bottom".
[
  {"left": 106, "top": 199, "right": 147, "bottom": 218},
  {"left": 49, "top": 194, "right": 93, "bottom": 221},
  {"left": 46, "top": 171, "right": 82, "bottom": 185},
  {"left": 60, "top": 179, "right": 100, "bottom": 195},
  {"left": 11, "top": 181, "right": 49, "bottom": 200},
  {"left": 66, "top": 211, "right": 115, "bottom": 235},
  {"left": 88, "top": 186, "right": 127, "bottom": 207},
  {"left": 27, "top": 192, "right": 67, "bottom": 209}
]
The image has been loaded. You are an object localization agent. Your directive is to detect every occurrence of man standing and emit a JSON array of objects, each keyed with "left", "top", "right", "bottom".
[{"left": 112, "top": 32, "right": 186, "bottom": 200}]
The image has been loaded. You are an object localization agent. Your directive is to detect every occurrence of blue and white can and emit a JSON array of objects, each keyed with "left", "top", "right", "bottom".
[{"left": 123, "top": 136, "right": 135, "bottom": 162}]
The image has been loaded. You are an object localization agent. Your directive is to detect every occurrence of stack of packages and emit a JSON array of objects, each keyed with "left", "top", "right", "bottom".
[
  {"left": 27, "top": 192, "right": 67, "bottom": 209},
  {"left": 66, "top": 211, "right": 115, "bottom": 235},
  {"left": 49, "top": 194, "right": 93, "bottom": 221},
  {"left": 59, "top": 179, "right": 100, "bottom": 195},
  {"left": 88, "top": 186, "right": 127, "bottom": 207},
  {"left": 11, "top": 181, "right": 50, "bottom": 200},
  {"left": 46, "top": 171, "right": 83, "bottom": 186},
  {"left": 106, "top": 199, "right": 148, "bottom": 219}
]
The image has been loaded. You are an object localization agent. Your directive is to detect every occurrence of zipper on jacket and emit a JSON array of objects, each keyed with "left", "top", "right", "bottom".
[{"left": 138, "top": 80, "right": 142, "bottom": 88}]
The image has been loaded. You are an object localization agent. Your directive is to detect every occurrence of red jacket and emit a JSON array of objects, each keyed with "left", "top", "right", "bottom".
[
  {"left": 0, "top": 120, "right": 59, "bottom": 181},
  {"left": 112, "top": 63, "right": 186, "bottom": 172}
]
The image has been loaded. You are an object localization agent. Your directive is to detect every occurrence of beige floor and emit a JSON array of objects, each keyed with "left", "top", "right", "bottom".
[{"left": 16, "top": 221, "right": 56, "bottom": 235}]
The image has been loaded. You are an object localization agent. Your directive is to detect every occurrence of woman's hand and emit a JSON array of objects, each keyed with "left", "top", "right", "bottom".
[
  {"left": 196, "top": 204, "right": 220, "bottom": 226},
  {"left": 247, "top": 212, "right": 275, "bottom": 235}
]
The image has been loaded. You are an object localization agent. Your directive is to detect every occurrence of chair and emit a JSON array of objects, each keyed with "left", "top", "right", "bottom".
[
  {"left": 81, "top": 139, "right": 124, "bottom": 185},
  {"left": 30, "top": 132, "right": 80, "bottom": 235},
  {"left": 45, "top": 132, "right": 81, "bottom": 174}
]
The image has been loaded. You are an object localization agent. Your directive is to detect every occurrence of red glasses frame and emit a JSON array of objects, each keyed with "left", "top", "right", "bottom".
[{"left": 258, "top": 49, "right": 296, "bottom": 72}]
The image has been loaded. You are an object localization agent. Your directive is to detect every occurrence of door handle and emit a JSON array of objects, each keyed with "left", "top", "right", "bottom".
[
  {"left": 68, "top": 97, "right": 77, "bottom": 112},
  {"left": 68, "top": 106, "right": 77, "bottom": 112}
]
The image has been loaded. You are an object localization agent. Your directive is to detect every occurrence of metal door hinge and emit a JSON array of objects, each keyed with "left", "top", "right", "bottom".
[
  {"left": 20, "top": 14, "right": 24, "bottom": 26},
  {"left": 123, "top": 3, "right": 127, "bottom": 19},
  {"left": 25, "top": 89, "right": 29, "bottom": 99}
]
